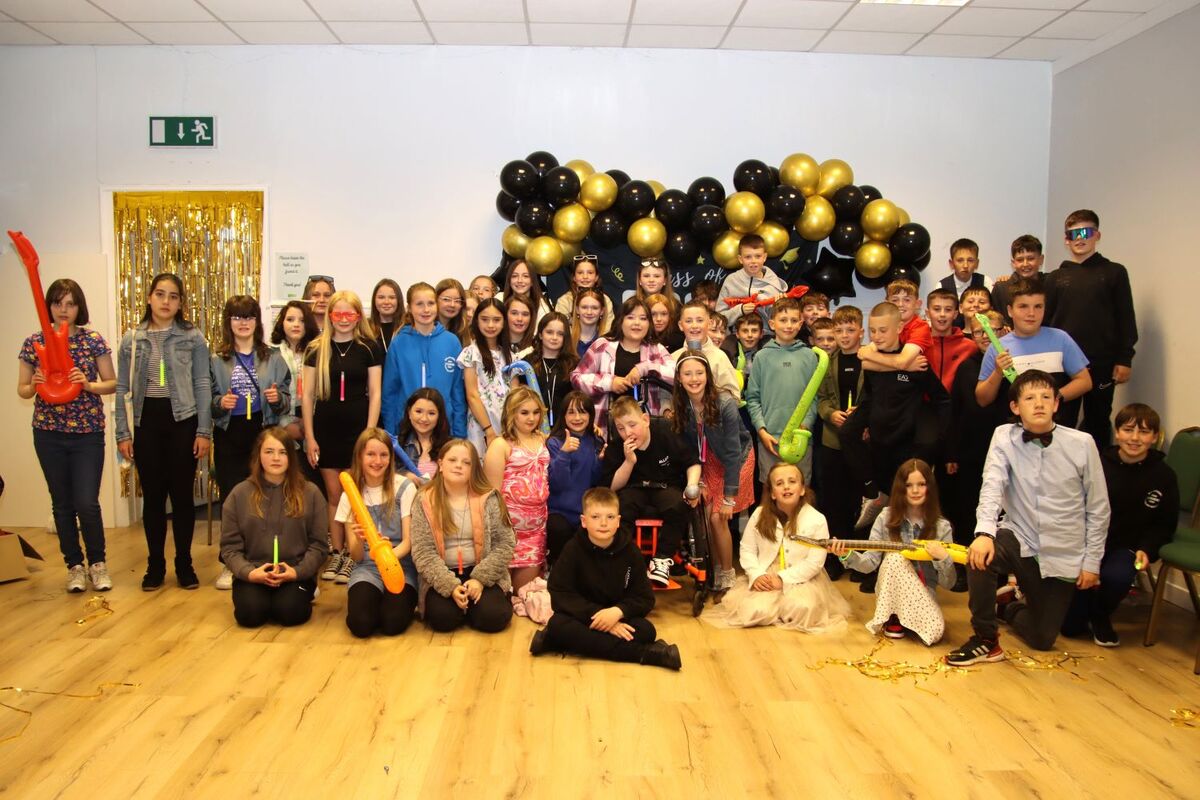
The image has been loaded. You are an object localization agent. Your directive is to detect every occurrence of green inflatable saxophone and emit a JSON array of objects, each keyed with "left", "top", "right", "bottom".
[{"left": 778, "top": 346, "right": 829, "bottom": 464}]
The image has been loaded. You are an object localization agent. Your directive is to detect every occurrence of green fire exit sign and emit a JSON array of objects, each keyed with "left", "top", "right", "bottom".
[{"left": 149, "top": 116, "right": 216, "bottom": 147}]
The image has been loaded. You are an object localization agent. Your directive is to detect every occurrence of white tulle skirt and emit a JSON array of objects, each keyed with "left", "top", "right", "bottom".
[{"left": 707, "top": 563, "right": 850, "bottom": 634}]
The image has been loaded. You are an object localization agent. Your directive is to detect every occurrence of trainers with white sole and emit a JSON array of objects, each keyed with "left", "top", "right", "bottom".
[
  {"left": 66, "top": 564, "right": 87, "bottom": 593},
  {"left": 215, "top": 566, "right": 233, "bottom": 590},
  {"left": 320, "top": 551, "right": 343, "bottom": 581},
  {"left": 647, "top": 557, "right": 673, "bottom": 587},
  {"left": 88, "top": 562, "right": 112, "bottom": 592},
  {"left": 335, "top": 551, "right": 354, "bottom": 584}
]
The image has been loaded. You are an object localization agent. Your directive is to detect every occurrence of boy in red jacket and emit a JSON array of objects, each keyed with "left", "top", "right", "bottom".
[{"left": 926, "top": 288, "right": 977, "bottom": 392}]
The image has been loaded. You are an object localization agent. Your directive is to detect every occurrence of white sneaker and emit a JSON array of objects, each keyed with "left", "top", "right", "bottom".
[
  {"left": 320, "top": 551, "right": 343, "bottom": 581},
  {"left": 66, "top": 564, "right": 87, "bottom": 593},
  {"left": 855, "top": 494, "right": 887, "bottom": 531},
  {"left": 88, "top": 562, "right": 112, "bottom": 591},
  {"left": 648, "top": 557, "right": 673, "bottom": 587},
  {"left": 215, "top": 566, "right": 233, "bottom": 590}
]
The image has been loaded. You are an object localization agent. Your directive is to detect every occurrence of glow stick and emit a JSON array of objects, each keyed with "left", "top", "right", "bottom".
[
  {"left": 159, "top": 359, "right": 165, "bottom": 387},
  {"left": 975, "top": 313, "right": 1018, "bottom": 382},
  {"left": 272, "top": 535, "right": 279, "bottom": 566},
  {"left": 245, "top": 392, "right": 252, "bottom": 420}
]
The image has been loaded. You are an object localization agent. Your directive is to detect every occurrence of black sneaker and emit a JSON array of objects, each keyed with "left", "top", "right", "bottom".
[
  {"left": 945, "top": 635, "right": 1005, "bottom": 666},
  {"left": 858, "top": 572, "right": 877, "bottom": 594},
  {"left": 142, "top": 571, "right": 165, "bottom": 592},
  {"left": 1091, "top": 617, "right": 1120, "bottom": 648},
  {"left": 177, "top": 567, "right": 200, "bottom": 590},
  {"left": 529, "top": 629, "right": 550, "bottom": 656},
  {"left": 641, "top": 639, "right": 682, "bottom": 671},
  {"left": 882, "top": 615, "right": 905, "bottom": 639}
]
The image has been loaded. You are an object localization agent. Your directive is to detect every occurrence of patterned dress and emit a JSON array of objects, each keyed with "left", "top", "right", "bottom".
[
  {"left": 503, "top": 440, "right": 550, "bottom": 569},
  {"left": 457, "top": 343, "right": 510, "bottom": 457}
]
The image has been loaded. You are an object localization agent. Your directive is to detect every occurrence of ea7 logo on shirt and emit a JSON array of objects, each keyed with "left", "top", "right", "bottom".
[
  {"left": 1144, "top": 489, "right": 1164, "bottom": 509},
  {"left": 896, "top": 374, "right": 910, "bottom": 382},
  {"left": 443, "top": 357, "right": 456, "bottom": 373}
]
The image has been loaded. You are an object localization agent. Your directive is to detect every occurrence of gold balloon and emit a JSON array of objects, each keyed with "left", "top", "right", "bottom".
[
  {"left": 627, "top": 218, "right": 667, "bottom": 258},
  {"left": 647, "top": 180, "right": 666, "bottom": 198},
  {"left": 712, "top": 230, "right": 743, "bottom": 269},
  {"left": 564, "top": 159, "right": 595, "bottom": 184},
  {"left": 502, "top": 224, "right": 529, "bottom": 258},
  {"left": 552, "top": 203, "right": 591, "bottom": 243},
  {"left": 525, "top": 236, "right": 564, "bottom": 276},
  {"left": 855, "top": 241, "right": 891, "bottom": 278},
  {"left": 558, "top": 240, "right": 581, "bottom": 262},
  {"left": 579, "top": 172, "right": 618, "bottom": 212},
  {"left": 797, "top": 195, "right": 836, "bottom": 241},
  {"left": 725, "top": 191, "right": 766, "bottom": 234},
  {"left": 896, "top": 206, "right": 911, "bottom": 228},
  {"left": 861, "top": 198, "right": 900, "bottom": 242},
  {"left": 753, "top": 221, "right": 790, "bottom": 258},
  {"left": 817, "top": 158, "right": 854, "bottom": 199},
  {"left": 779, "top": 153, "right": 820, "bottom": 197}
]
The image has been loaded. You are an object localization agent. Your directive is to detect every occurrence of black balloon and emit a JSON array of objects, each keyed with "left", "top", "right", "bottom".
[
  {"left": 616, "top": 180, "right": 655, "bottom": 222},
  {"left": 856, "top": 269, "right": 891, "bottom": 291},
  {"left": 542, "top": 166, "right": 581, "bottom": 207},
  {"left": 689, "top": 204, "right": 728, "bottom": 244},
  {"left": 832, "top": 185, "right": 867, "bottom": 222},
  {"left": 884, "top": 263, "right": 922, "bottom": 288},
  {"left": 525, "top": 151, "right": 559, "bottom": 179},
  {"left": 770, "top": 165, "right": 780, "bottom": 185},
  {"left": 687, "top": 176, "right": 726, "bottom": 208},
  {"left": 806, "top": 263, "right": 855, "bottom": 302},
  {"left": 655, "top": 190, "right": 694, "bottom": 231},
  {"left": 606, "top": 169, "right": 632, "bottom": 188},
  {"left": 913, "top": 250, "right": 932, "bottom": 270},
  {"left": 829, "top": 222, "right": 864, "bottom": 257},
  {"left": 496, "top": 190, "right": 520, "bottom": 222},
  {"left": 766, "top": 185, "right": 805, "bottom": 224},
  {"left": 888, "top": 223, "right": 931, "bottom": 265},
  {"left": 859, "top": 184, "right": 883, "bottom": 204},
  {"left": 516, "top": 200, "right": 553, "bottom": 237},
  {"left": 500, "top": 160, "right": 539, "bottom": 200},
  {"left": 589, "top": 210, "right": 628, "bottom": 249},
  {"left": 664, "top": 230, "right": 700, "bottom": 268},
  {"left": 733, "top": 159, "right": 776, "bottom": 197}
]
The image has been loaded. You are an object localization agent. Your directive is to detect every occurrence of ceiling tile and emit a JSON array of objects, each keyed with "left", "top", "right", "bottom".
[
  {"left": 721, "top": 25, "right": 824, "bottom": 50},
  {"left": 814, "top": 29, "right": 923, "bottom": 53},
  {"left": 0, "top": 0, "right": 109, "bottom": 22},
  {"left": 327, "top": 20, "right": 431, "bottom": 41},
  {"left": 936, "top": 7, "right": 1063, "bottom": 36},
  {"left": 199, "top": 0, "right": 316, "bottom": 22},
  {"left": 1078, "top": 0, "right": 1164, "bottom": 10},
  {"left": 1034, "top": 9, "right": 1138, "bottom": 37},
  {"left": 26, "top": 21, "right": 149, "bottom": 42},
  {"left": 907, "top": 32, "right": 1020, "bottom": 56},
  {"left": 419, "top": 0, "right": 525, "bottom": 22},
  {"left": 226, "top": 21, "right": 337, "bottom": 43},
  {"left": 970, "top": 0, "right": 1077, "bottom": 8},
  {"left": 995, "top": 35, "right": 1088, "bottom": 58},
  {"left": 632, "top": 0, "right": 742, "bottom": 26},
  {"left": 627, "top": 24, "right": 726, "bottom": 47},
  {"left": 527, "top": 0, "right": 631, "bottom": 24},
  {"left": 0, "top": 20, "right": 56, "bottom": 42},
  {"left": 837, "top": 4, "right": 958, "bottom": 33},
  {"left": 308, "top": 0, "right": 420, "bottom": 21},
  {"left": 738, "top": 0, "right": 851, "bottom": 28},
  {"left": 127, "top": 21, "right": 244, "bottom": 43},
  {"left": 428, "top": 20, "right": 529, "bottom": 44},
  {"left": 530, "top": 22, "right": 626, "bottom": 46},
  {"left": 90, "top": 0, "right": 214, "bottom": 22}
]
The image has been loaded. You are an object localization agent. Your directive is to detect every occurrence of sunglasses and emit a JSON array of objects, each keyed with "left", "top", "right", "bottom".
[
  {"left": 640, "top": 258, "right": 665, "bottom": 268},
  {"left": 1065, "top": 227, "right": 1097, "bottom": 241},
  {"left": 329, "top": 310, "right": 360, "bottom": 323},
  {"left": 573, "top": 254, "right": 598, "bottom": 262},
  {"left": 229, "top": 315, "right": 256, "bottom": 323}
]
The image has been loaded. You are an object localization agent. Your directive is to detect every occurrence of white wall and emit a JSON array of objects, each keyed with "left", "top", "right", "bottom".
[
  {"left": 0, "top": 44, "right": 1051, "bottom": 526},
  {"left": 1048, "top": 5, "right": 1200, "bottom": 439}
]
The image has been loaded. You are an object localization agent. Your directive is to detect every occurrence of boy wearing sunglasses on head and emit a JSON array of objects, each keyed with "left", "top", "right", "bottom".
[{"left": 1044, "top": 209, "right": 1138, "bottom": 449}]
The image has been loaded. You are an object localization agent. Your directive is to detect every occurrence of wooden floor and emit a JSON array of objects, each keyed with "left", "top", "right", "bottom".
[{"left": 0, "top": 525, "right": 1197, "bottom": 800}]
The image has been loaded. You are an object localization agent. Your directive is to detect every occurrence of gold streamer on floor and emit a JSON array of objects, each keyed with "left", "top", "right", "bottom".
[
  {"left": 808, "top": 640, "right": 972, "bottom": 692},
  {"left": 1006, "top": 649, "right": 1103, "bottom": 681},
  {"left": 0, "top": 682, "right": 139, "bottom": 745},
  {"left": 1171, "top": 708, "right": 1197, "bottom": 728},
  {"left": 74, "top": 595, "right": 113, "bottom": 626}
]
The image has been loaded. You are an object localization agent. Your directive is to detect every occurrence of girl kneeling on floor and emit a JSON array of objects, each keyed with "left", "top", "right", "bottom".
[{"left": 831, "top": 459, "right": 956, "bottom": 645}]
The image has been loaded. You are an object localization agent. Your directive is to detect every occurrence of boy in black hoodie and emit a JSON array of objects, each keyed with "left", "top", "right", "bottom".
[
  {"left": 1061, "top": 403, "right": 1178, "bottom": 647},
  {"left": 531, "top": 488, "right": 681, "bottom": 670}
]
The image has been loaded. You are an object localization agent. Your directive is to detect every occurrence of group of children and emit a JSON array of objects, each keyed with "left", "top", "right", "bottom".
[{"left": 18, "top": 207, "right": 1176, "bottom": 671}]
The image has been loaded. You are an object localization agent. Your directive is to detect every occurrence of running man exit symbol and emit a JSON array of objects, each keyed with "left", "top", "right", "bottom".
[{"left": 149, "top": 116, "right": 216, "bottom": 148}]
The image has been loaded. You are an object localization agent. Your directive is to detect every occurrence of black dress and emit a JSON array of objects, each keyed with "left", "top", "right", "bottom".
[{"left": 305, "top": 338, "right": 384, "bottom": 469}]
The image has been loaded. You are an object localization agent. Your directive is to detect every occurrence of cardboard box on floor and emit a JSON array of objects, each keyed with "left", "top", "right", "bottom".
[{"left": 0, "top": 530, "right": 43, "bottom": 582}]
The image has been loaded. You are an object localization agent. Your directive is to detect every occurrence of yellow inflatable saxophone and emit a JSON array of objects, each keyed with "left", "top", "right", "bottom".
[{"left": 778, "top": 346, "right": 829, "bottom": 464}]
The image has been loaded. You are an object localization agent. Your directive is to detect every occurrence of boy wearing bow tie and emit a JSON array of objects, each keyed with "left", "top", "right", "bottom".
[{"left": 946, "top": 369, "right": 1110, "bottom": 665}]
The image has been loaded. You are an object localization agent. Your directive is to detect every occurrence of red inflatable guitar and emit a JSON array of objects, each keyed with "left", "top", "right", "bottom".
[
  {"left": 723, "top": 284, "right": 809, "bottom": 308},
  {"left": 8, "top": 230, "right": 82, "bottom": 404}
]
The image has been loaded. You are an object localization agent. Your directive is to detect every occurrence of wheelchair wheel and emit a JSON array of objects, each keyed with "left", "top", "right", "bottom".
[{"left": 691, "top": 586, "right": 708, "bottom": 617}]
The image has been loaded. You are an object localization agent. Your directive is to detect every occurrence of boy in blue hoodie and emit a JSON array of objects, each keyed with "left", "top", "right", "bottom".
[
  {"left": 381, "top": 282, "right": 466, "bottom": 438},
  {"left": 746, "top": 297, "right": 821, "bottom": 482}
]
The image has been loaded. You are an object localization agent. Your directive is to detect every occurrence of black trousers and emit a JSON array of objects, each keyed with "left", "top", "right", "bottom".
[
  {"left": 967, "top": 529, "right": 1077, "bottom": 650},
  {"left": 232, "top": 578, "right": 315, "bottom": 627},
  {"left": 617, "top": 485, "right": 688, "bottom": 559},
  {"left": 134, "top": 398, "right": 199, "bottom": 574},
  {"left": 214, "top": 412, "right": 262, "bottom": 503},
  {"left": 546, "top": 513, "right": 579, "bottom": 567},
  {"left": 1058, "top": 362, "right": 1116, "bottom": 450},
  {"left": 346, "top": 583, "right": 417, "bottom": 637},
  {"left": 543, "top": 614, "right": 657, "bottom": 663},
  {"left": 424, "top": 583, "right": 512, "bottom": 633}
]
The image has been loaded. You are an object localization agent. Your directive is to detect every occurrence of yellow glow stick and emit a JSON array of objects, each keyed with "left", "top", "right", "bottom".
[{"left": 245, "top": 392, "right": 252, "bottom": 420}]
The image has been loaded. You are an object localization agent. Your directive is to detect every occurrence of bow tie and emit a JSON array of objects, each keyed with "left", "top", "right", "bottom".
[{"left": 1022, "top": 428, "right": 1054, "bottom": 447}]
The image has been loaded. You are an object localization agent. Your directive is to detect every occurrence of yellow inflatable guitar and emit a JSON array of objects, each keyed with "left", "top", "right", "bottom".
[{"left": 789, "top": 533, "right": 969, "bottom": 565}]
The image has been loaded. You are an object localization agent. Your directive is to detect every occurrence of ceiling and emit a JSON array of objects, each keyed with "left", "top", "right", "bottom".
[{"left": 0, "top": 0, "right": 1194, "bottom": 65}]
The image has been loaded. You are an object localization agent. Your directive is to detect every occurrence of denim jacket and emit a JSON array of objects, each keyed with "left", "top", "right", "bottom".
[
  {"left": 209, "top": 349, "right": 293, "bottom": 431},
  {"left": 115, "top": 322, "right": 213, "bottom": 442}
]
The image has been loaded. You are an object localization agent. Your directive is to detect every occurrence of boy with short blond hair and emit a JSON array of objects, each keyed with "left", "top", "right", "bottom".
[
  {"left": 817, "top": 306, "right": 865, "bottom": 543},
  {"left": 959, "top": 286, "right": 992, "bottom": 320},
  {"left": 717, "top": 234, "right": 787, "bottom": 329},
  {"left": 926, "top": 287, "right": 976, "bottom": 392}
]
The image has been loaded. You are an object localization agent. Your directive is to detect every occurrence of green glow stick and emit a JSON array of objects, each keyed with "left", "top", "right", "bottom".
[
  {"left": 158, "top": 358, "right": 165, "bottom": 386},
  {"left": 975, "top": 313, "right": 1018, "bottom": 382},
  {"left": 272, "top": 535, "right": 279, "bottom": 566}
]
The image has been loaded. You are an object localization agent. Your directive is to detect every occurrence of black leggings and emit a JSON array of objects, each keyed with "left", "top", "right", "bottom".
[
  {"left": 134, "top": 398, "right": 198, "bottom": 574},
  {"left": 214, "top": 412, "right": 262, "bottom": 502},
  {"left": 346, "top": 583, "right": 418, "bottom": 638},
  {"left": 424, "top": 583, "right": 512, "bottom": 633},
  {"left": 543, "top": 613, "right": 657, "bottom": 664},
  {"left": 546, "top": 513, "right": 579, "bottom": 567},
  {"left": 231, "top": 578, "right": 315, "bottom": 627}
]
